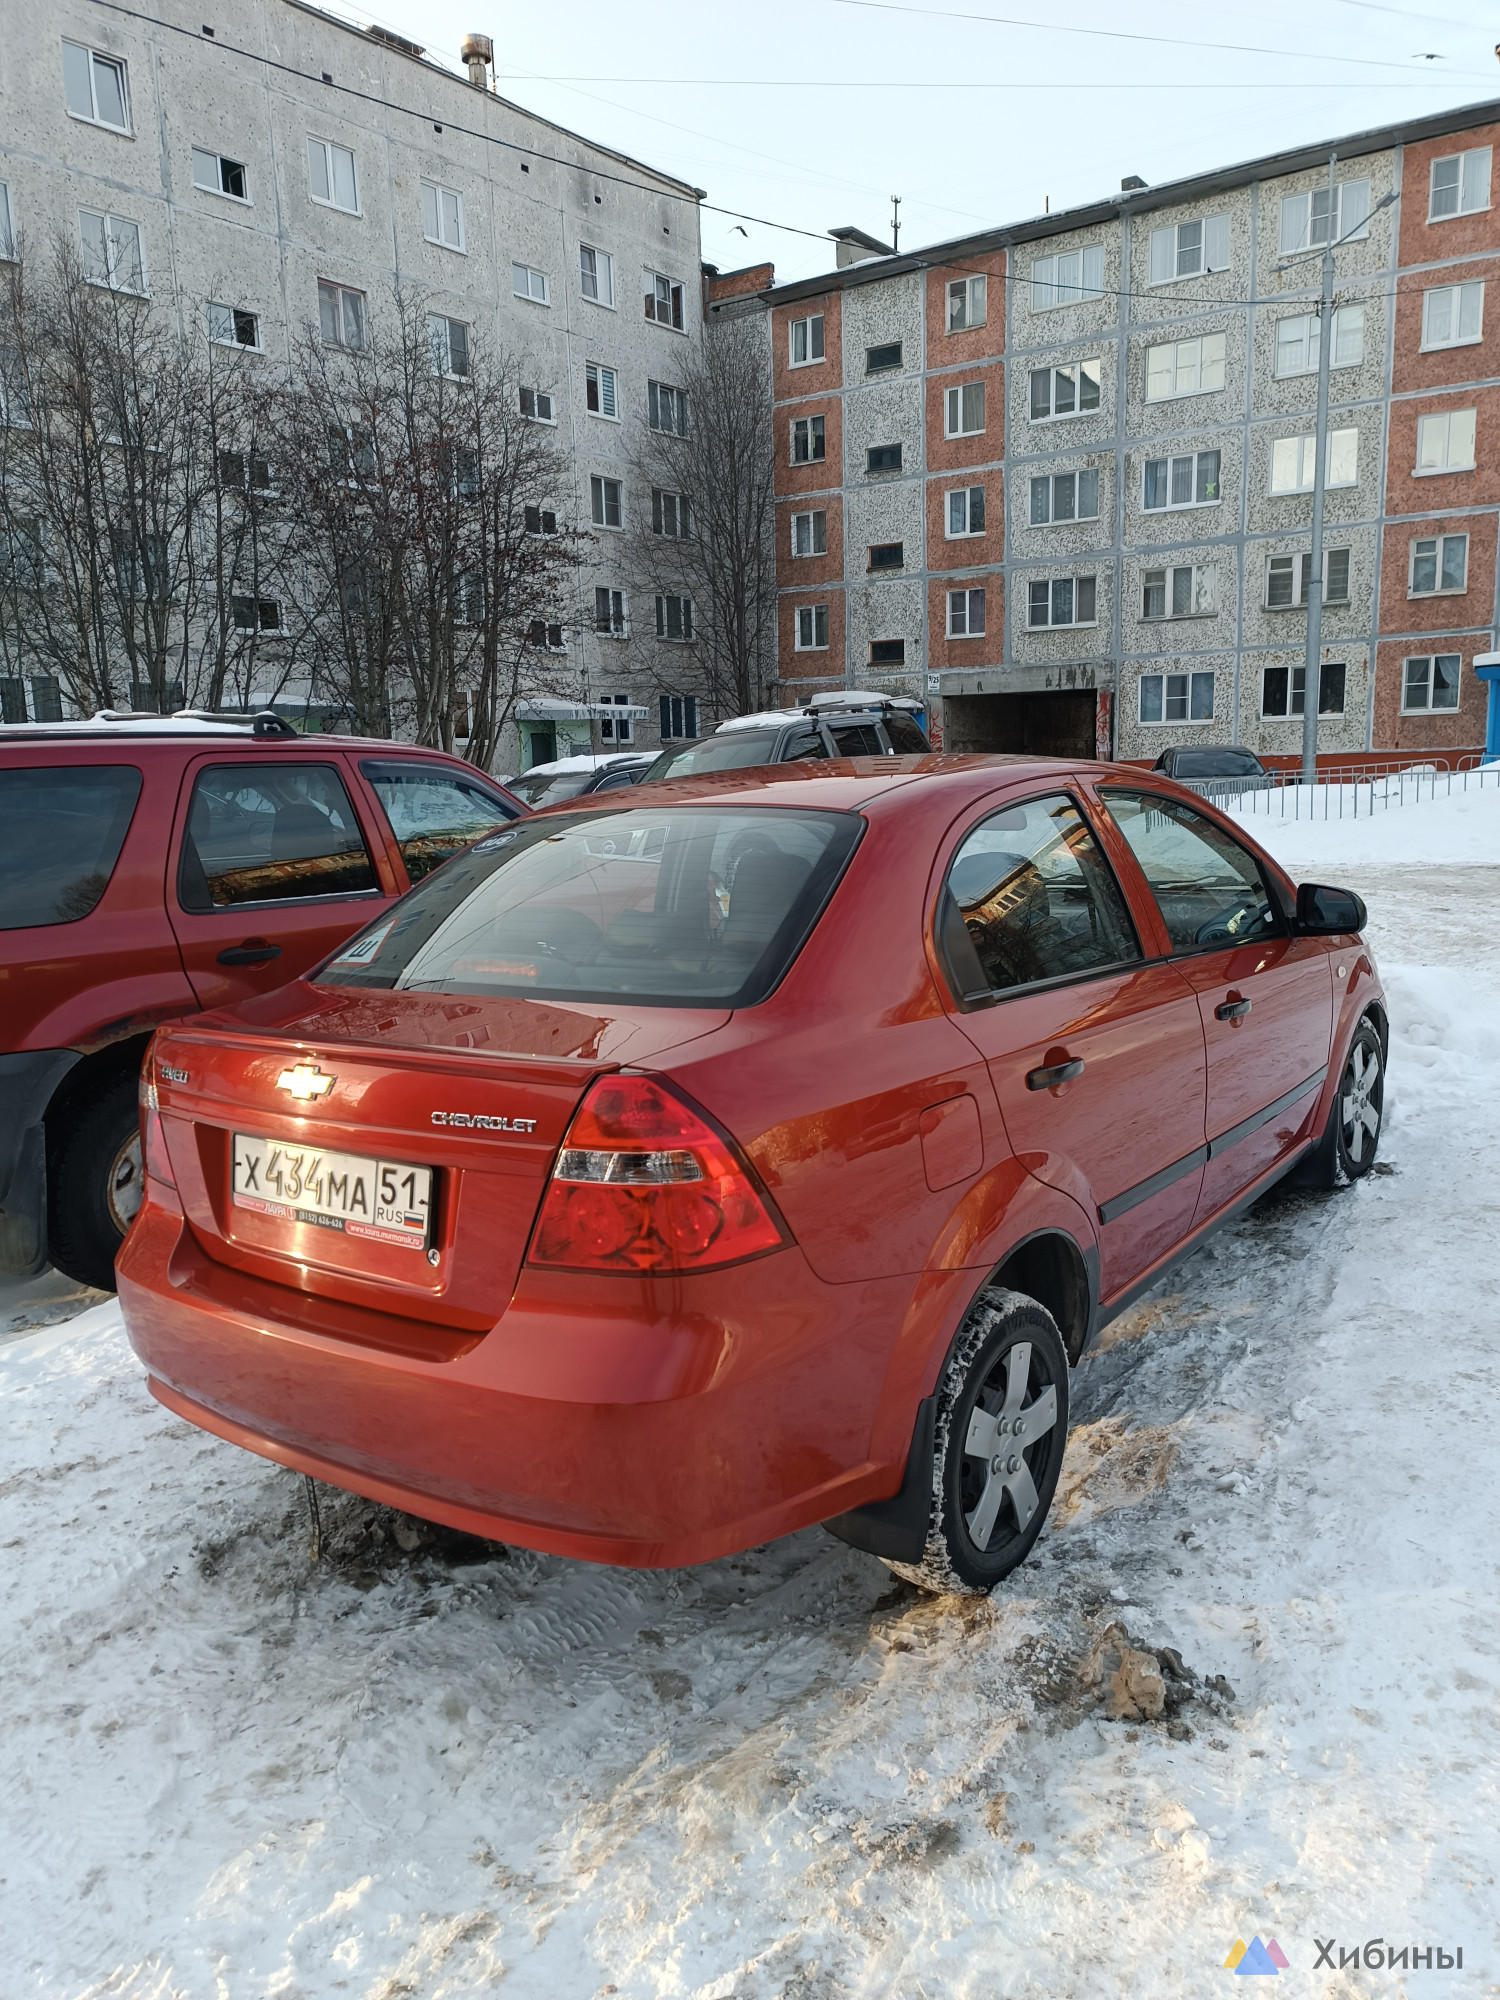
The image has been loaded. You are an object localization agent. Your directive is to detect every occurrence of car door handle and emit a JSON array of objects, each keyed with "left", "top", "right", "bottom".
[
  {"left": 1026, "top": 1057, "right": 1086, "bottom": 1091},
  {"left": 217, "top": 941, "right": 282, "bottom": 967},
  {"left": 1216, "top": 996, "right": 1252, "bottom": 1021}
]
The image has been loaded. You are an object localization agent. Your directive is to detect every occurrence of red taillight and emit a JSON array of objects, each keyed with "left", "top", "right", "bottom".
[
  {"left": 139, "top": 1076, "right": 176, "bottom": 1188},
  {"left": 528, "top": 1074, "right": 787, "bottom": 1273}
]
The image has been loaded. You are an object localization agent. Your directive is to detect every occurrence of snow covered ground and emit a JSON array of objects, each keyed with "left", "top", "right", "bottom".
[{"left": 4, "top": 793, "right": 1500, "bottom": 1999}]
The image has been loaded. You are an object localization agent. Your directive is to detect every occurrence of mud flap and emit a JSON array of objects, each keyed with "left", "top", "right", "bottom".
[{"left": 823, "top": 1396, "right": 936, "bottom": 1565}]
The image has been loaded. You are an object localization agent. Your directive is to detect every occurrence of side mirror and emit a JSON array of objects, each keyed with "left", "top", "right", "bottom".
[{"left": 1296, "top": 882, "right": 1367, "bottom": 935}]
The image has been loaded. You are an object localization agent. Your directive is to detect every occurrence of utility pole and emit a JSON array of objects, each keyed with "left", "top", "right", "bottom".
[{"left": 890, "top": 196, "right": 901, "bottom": 253}]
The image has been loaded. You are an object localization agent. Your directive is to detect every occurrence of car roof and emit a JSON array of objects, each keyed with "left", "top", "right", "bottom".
[
  {"left": 519, "top": 752, "right": 651, "bottom": 776},
  {"left": 0, "top": 719, "right": 450, "bottom": 751}
]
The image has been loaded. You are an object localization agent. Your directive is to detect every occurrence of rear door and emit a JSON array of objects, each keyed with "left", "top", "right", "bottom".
[{"left": 354, "top": 758, "right": 521, "bottom": 890}]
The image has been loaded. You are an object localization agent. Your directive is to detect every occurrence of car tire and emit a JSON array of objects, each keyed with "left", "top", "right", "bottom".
[
  {"left": 47, "top": 1071, "right": 144, "bottom": 1293},
  {"left": 1298, "top": 1016, "right": 1385, "bottom": 1189},
  {"left": 882, "top": 1287, "right": 1070, "bottom": 1596}
]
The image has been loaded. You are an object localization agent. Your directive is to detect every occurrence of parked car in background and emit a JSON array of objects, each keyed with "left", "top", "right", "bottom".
[
  {"left": 0, "top": 712, "right": 523, "bottom": 1292},
  {"left": 1151, "top": 745, "right": 1272, "bottom": 798},
  {"left": 506, "top": 753, "right": 655, "bottom": 807},
  {"left": 118, "top": 757, "right": 1382, "bottom": 1596},
  {"left": 640, "top": 693, "right": 930, "bottom": 782}
]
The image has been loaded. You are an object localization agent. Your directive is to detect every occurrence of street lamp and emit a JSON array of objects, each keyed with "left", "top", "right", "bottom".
[{"left": 1278, "top": 159, "right": 1398, "bottom": 784}]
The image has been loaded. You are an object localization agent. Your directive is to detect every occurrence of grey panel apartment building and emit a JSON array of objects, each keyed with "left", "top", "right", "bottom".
[
  {"left": 0, "top": 0, "right": 710, "bottom": 767},
  {"left": 760, "top": 100, "right": 1500, "bottom": 765}
]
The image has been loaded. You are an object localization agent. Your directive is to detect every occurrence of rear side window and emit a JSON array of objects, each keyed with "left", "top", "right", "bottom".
[
  {"left": 780, "top": 728, "right": 830, "bottom": 762},
  {"left": 827, "top": 722, "right": 885, "bottom": 756},
  {"left": 884, "top": 712, "right": 930, "bottom": 753},
  {"left": 1099, "top": 792, "right": 1283, "bottom": 952},
  {"left": 0, "top": 765, "right": 142, "bottom": 930},
  {"left": 317, "top": 805, "right": 861, "bottom": 1007},
  {"left": 1171, "top": 750, "right": 1262, "bottom": 779},
  {"left": 179, "top": 763, "right": 377, "bottom": 910},
  {"left": 360, "top": 759, "right": 517, "bottom": 884}
]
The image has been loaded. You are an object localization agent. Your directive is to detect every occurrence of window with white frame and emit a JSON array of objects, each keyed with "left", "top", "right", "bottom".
[
  {"left": 218, "top": 449, "right": 273, "bottom": 492},
  {"left": 1030, "top": 467, "right": 1099, "bottom": 525},
  {"left": 579, "top": 245, "right": 614, "bottom": 306},
  {"left": 421, "top": 180, "right": 464, "bottom": 251},
  {"left": 660, "top": 694, "right": 699, "bottom": 738},
  {"left": 429, "top": 315, "right": 470, "bottom": 378},
  {"left": 1143, "top": 449, "right": 1220, "bottom": 510},
  {"left": 208, "top": 303, "right": 260, "bottom": 351},
  {"left": 192, "top": 149, "right": 248, "bottom": 201},
  {"left": 307, "top": 138, "right": 358, "bottom": 214},
  {"left": 598, "top": 692, "right": 634, "bottom": 740},
  {"left": 512, "top": 262, "right": 549, "bottom": 304},
  {"left": 792, "top": 509, "right": 826, "bottom": 557},
  {"left": 519, "top": 385, "right": 555, "bottom": 423},
  {"left": 791, "top": 414, "right": 825, "bottom": 463},
  {"left": 1028, "top": 575, "right": 1097, "bottom": 628},
  {"left": 230, "top": 594, "right": 282, "bottom": 632},
  {"left": 795, "top": 604, "right": 829, "bottom": 651},
  {"left": 1416, "top": 407, "right": 1476, "bottom": 473},
  {"left": 1409, "top": 533, "right": 1468, "bottom": 595},
  {"left": 1030, "top": 246, "right": 1104, "bottom": 311},
  {"left": 585, "top": 361, "right": 617, "bottom": 418},
  {"left": 1142, "top": 565, "right": 1214, "bottom": 619},
  {"left": 947, "top": 587, "right": 986, "bottom": 638},
  {"left": 944, "top": 380, "right": 985, "bottom": 436},
  {"left": 0, "top": 183, "right": 12, "bottom": 262},
  {"left": 1139, "top": 669, "right": 1214, "bottom": 723},
  {"left": 1265, "top": 547, "right": 1350, "bottom": 607},
  {"left": 644, "top": 269, "right": 684, "bottom": 328},
  {"left": 656, "top": 594, "right": 693, "bottom": 641},
  {"left": 648, "top": 379, "right": 688, "bottom": 435},
  {"left": 1279, "top": 178, "right": 1369, "bottom": 254},
  {"left": 523, "top": 506, "right": 558, "bottom": 535},
  {"left": 526, "top": 619, "right": 566, "bottom": 651},
  {"left": 1147, "top": 215, "right": 1229, "bottom": 283},
  {"left": 1429, "top": 148, "right": 1491, "bottom": 221},
  {"left": 1262, "top": 660, "right": 1345, "bottom": 717},
  {"left": 595, "top": 588, "right": 629, "bottom": 638},
  {"left": 1273, "top": 306, "right": 1364, "bottom": 377},
  {"left": 947, "top": 274, "right": 987, "bottom": 331},
  {"left": 1269, "top": 428, "right": 1358, "bottom": 494},
  {"left": 79, "top": 212, "right": 145, "bottom": 294},
  {"left": 1030, "top": 359, "right": 1101, "bottom": 420},
  {"left": 590, "top": 474, "right": 622, "bottom": 529},
  {"left": 0, "top": 347, "right": 31, "bottom": 430},
  {"left": 1422, "top": 281, "right": 1484, "bottom": 350},
  {"left": 946, "top": 485, "right": 985, "bottom": 536},
  {"left": 62, "top": 42, "right": 129, "bottom": 132},
  {"left": 789, "top": 314, "right": 824, "bottom": 365},
  {"left": 1145, "top": 331, "right": 1226, "bottom": 400},
  {"left": 1402, "top": 653, "right": 1462, "bottom": 711},
  {"left": 652, "top": 489, "right": 691, "bottom": 538},
  {"left": 318, "top": 280, "right": 364, "bottom": 349}
]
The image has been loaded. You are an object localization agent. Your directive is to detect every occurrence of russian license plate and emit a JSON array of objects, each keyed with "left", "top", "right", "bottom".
[{"left": 231, "top": 1133, "right": 432, "bottom": 1251}]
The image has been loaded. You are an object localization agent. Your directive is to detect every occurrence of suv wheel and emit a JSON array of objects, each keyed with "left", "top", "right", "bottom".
[
  {"left": 883, "top": 1287, "right": 1070, "bottom": 1596},
  {"left": 47, "top": 1071, "right": 143, "bottom": 1293}
]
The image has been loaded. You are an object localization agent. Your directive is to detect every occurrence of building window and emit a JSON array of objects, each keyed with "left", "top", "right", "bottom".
[
  {"left": 580, "top": 245, "right": 615, "bottom": 306},
  {"left": 527, "top": 620, "right": 567, "bottom": 651},
  {"left": 218, "top": 449, "right": 273, "bottom": 492},
  {"left": 644, "top": 269, "right": 684, "bottom": 328},
  {"left": 868, "top": 542, "right": 903, "bottom": 571},
  {"left": 795, "top": 605, "right": 829, "bottom": 650},
  {"left": 1410, "top": 534, "right": 1468, "bottom": 595},
  {"left": 1147, "top": 215, "right": 1229, "bottom": 283},
  {"left": 590, "top": 475, "right": 622, "bottom": 529},
  {"left": 1145, "top": 332, "right": 1226, "bottom": 400},
  {"left": 648, "top": 379, "right": 688, "bottom": 435},
  {"left": 230, "top": 595, "right": 282, "bottom": 632},
  {"left": 192, "top": 149, "right": 248, "bottom": 201},
  {"left": 870, "top": 638, "right": 906, "bottom": 665},
  {"left": 1030, "top": 360, "right": 1101, "bottom": 421},
  {"left": 655, "top": 594, "right": 693, "bottom": 641},
  {"left": 1269, "top": 429, "right": 1358, "bottom": 495},
  {"left": 1429, "top": 148, "right": 1491, "bottom": 221},
  {"left": 595, "top": 587, "right": 628, "bottom": 637},
  {"left": 519, "top": 386, "right": 555, "bottom": 423},
  {"left": 421, "top": 180, "right": 464, "bottom": 251},
  {"left": 585, "top": 361, "right": 617, "bottom": 418},
  {"left": 791, "top": 414, "right": 826, "bottom": 463},
  {"left": 792, "top": 510, "right": 826, "bottom": 557},
  {"left": 1422, "top": 282, "right": 1484, "bottom": 350},
  {"left": 0, "top": 182, "right": 12, "bottom": 262},
  {"left": 62, "top": 42, "right": 129, "bottom": 132},
  {"left": 1139, "top": 670, "right": 1215, "bottom": 724},
  {"left": 867, "top": 443, "right": 903, "bottom": 473},
  {"left": 1262, "top": 661, "right": 1346, "bottom": 717},
  {"left": 1142, "top": 565, "right": 1213, "bottom": 619},
  {"left": 947, "top": 587, "right": 986, "bottom": 638},
  {"left": 652, "top": 489, "right": 692, "bottom": 538},
  {"left": 1416, "top": 409, "right": 1476, "bottom": 474},
  {"left": 307, "top": 137, "right": 358, "bottom": 213},
  {"left": 1143, "top": 449, "right": 1220, "bottom": 510},
  {"left": 1030, "top": 468, "right": 1099, "bottom": 526},
  {"left": 1030, "top": 246, "right": 1104, "bottom": 311},
  {"left": 789, "top": 314, "right": 824, "bottom": 365},
  {"left": 1028, "top": 576, "right": 1097, "bottom": 628},
  {"left": 598, "top": 692, "right": 634, "bottom": 741},
  {"left": 1402, "top": 653, "right": 1462, "bottom": 711},
  {"left": 1266, "top": 548, "right": 1350, "bottom": 607},
  {"left": 208, "top": 303, "right": 260, "bottom": 351},
  {"left": 1279, "top": 178, "right": 1369, "bottom": 254},
  {"left": 512, "top": 262, "right": 549, "bottom": 304},
  {"left": 866, "top": 341, "right": 903, "bottom": 373},
  {"left": 429, "top": 315, "right": 470, "bottom": 378},
  {"left": 454, "top": 577, "right": 484, "bottom": 629},
  {"left": 947, "top": 274, "right": 986, "bottom": 331},
  {"left": 523, "top": 506, "right": 558, "bottom": 535},
  {"left": 79, "top": 212, "right": 145, "bottom": 294},
  {"left": 947, "top": 485, "right": 985, "bottom": 537},
  {"left": 944, "top": 382, "right": 985, "bottom": 437},
  {"left": 318, "top": 280, "right": 365, "bottom": 349},
  {"left": 1274, "top": 307, "right": 1364, "bottom": 377},
  {"left": 660, "top": 694, "right": 699, "bottom": 738}
]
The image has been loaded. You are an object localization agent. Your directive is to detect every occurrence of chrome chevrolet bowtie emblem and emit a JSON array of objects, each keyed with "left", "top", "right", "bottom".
[{"left": 276, "top": 1063, "right": 336, "bottom": 1101}]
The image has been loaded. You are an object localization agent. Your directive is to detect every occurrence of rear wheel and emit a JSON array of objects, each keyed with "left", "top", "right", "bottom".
[{"left": 47, "top": 1071, "right": 143, "bottom": 1292}]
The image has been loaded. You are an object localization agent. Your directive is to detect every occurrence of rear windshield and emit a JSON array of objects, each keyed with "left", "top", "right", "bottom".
[
  {"left": 0, "top": 765, "right": 142, "bottom": 930},
  {"left": 644, "top": 733, "right": 783, "bottom": 779},
  {"left": 508, "top": 767, "right": 597, "bottom": 807},
  {"left": 316, "top": 805, "right": 861, "bottom": 1007},
  {"left": 1172, "top": 750, "right": 1262, "bottom": 778}
]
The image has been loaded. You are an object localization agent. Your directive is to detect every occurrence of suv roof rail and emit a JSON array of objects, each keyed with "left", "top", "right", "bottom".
[{"left": 252, "top": 710, "right": 298, "bottom": 739}]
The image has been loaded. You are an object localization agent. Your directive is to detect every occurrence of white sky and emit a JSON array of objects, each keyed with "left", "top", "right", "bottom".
[{"left": 333, "top": 0, "right": 1500, "bottom": 281}]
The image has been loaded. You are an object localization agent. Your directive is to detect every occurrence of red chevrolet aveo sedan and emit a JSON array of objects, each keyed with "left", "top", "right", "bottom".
[{"left": 117, "top": 757, "right": 1384, "bottom": 1594}]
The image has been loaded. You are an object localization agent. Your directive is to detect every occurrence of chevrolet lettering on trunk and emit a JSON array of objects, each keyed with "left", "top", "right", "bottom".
[{"left": 430, "top": 1111, "right": 538, "bottom": 1132}]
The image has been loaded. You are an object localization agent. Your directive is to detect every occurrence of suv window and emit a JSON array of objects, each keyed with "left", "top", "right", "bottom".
[
  {"left": 827, "top": 721, "right": 885, "bottom": 757},
  {"left": 1167, "top": 750, "right": 1262, "bottom": 779},
  {"left": 1100, "top": 791, "right": 1283, "bottom": 952},
  {"left": 884, "top": 711, "right": 929, "bottom": 753},
  {"left": 360, "top": 759, "right": 516, "bottom": 884},
  {"left": 179, "top": 763, "right": 378, "bottom": 910},
  {"left": 781, "top": 728, "right": 830, "bottom": 761},
  {"left": 0, "top": 765, "right": 143, "bottom": 931},
  {"left": 648, "top": 732, "right": 785, "bottom": 777},
  {"left": 940, "top": 793, "right": 1140, "bottom": 997}
]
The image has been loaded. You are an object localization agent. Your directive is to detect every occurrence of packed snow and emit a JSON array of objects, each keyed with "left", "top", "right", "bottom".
[{"left": 3, "top": 787, "right": 1499, "bottom": 1998}]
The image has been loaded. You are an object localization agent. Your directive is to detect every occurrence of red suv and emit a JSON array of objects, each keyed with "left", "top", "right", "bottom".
[
  {"left": 116, "top": 758, "right": 1383, "bottom": 1593},
  {"left": 0, "top": 715, "right": 522, "bottom": 1292}
]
